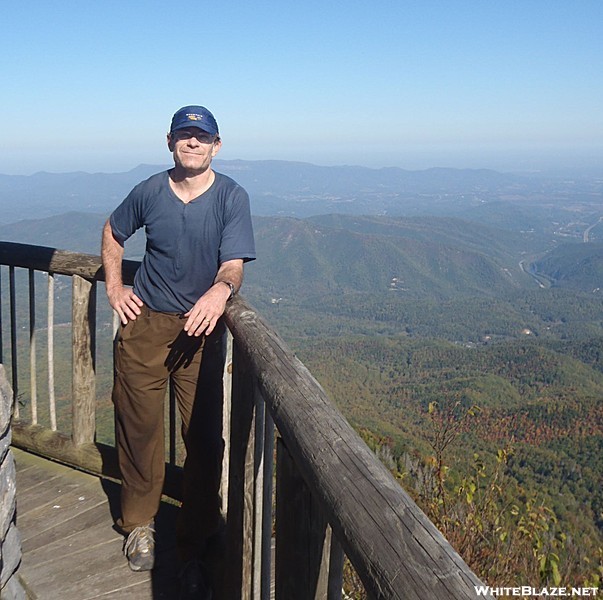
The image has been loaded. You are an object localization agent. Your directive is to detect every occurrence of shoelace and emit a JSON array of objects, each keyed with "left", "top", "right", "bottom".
[{"left": 124, "top": 524, "right": 155, "bottom": 556}]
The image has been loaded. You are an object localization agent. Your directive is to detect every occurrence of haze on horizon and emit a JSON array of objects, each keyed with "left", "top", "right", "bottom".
[{"left": 2, "top": 1, "right": 602, "bottom": 177}]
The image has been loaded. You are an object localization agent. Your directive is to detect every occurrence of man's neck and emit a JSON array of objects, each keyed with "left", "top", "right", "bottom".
[{"left": 169, "top": 167, "right": 215, "bottom": 203}]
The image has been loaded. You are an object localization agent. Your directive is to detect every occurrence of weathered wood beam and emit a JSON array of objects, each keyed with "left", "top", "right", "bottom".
[
  {"left": 71, "top": 275, "right": 96, "bottom": 446},
  {"left": 0, "top": 241, "right": 139, "bottom": 284},
  {"left": 224, "top": 297, "right": 489, "bottom": 600},
  {"left": 12, "top": 421, "right": 120, "bottom": 480}
]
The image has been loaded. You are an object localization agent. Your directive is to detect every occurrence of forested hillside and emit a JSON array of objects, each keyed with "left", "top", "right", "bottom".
[{"left": 532, "top": 242, "right": 603, "bottom": 290}]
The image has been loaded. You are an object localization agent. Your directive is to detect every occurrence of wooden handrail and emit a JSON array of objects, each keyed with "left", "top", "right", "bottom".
[
  {"left": 0, "top": 241, "right": 490, "bottom": 599},
  {"left": 0, "top": 241, "right": 139, "bottom": 283},
  {"left": 223, "top": 296, "right": 485, "bottom": 599}
]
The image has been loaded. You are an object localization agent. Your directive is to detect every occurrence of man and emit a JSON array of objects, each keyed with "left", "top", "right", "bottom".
[{"left": 101, "top": 105, "right": 256, "bottom": 599}]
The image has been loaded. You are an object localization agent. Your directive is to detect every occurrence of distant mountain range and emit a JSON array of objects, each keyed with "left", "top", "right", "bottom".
[
  {"left": 2, "top": 159, "right": 601, "bottom": 224},
  {"left": 0, "top": 165, "right": 162, "bottom": 223},
  {"left": 0, "top": 160, "right": 601, "bottom": 301}
]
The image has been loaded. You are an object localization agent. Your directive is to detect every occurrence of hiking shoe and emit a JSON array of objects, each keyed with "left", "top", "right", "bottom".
[
  {"left": 179, "top": 559, "right": 212, "bottom": 600},
  {"left": 124, "top": 523, "right": 155, "bottom": 571}
]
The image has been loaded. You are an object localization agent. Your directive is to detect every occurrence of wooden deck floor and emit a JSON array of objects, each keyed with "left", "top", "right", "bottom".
[{"left": 13, "top": 447, "right": 183, "bottom": 600}]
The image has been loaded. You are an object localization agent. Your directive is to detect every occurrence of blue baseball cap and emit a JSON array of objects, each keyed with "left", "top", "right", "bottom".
[{"left": 170, "top": 105, "right": 219, "bottom": 136}]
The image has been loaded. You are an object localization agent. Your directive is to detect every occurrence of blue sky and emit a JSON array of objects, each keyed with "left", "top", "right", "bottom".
[{"left": 2, "top": 0, "right": 602, "bottom": 174}]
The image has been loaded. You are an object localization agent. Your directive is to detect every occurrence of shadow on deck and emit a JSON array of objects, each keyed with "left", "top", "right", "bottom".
[{"left": 14, "top": 448, "right": 186, "bottom": 600}]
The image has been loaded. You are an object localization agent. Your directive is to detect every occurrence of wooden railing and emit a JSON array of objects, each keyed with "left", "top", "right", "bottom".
[{"left": 0, "top": 241, "right": 490, "bottom": 600}]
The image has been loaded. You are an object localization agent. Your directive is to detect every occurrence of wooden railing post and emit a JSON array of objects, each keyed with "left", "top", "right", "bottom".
[
  {"left": 224, "top": 341, "right": 256, "bottom": 599},
  {"left": 223, "top": 341, "right": 274, "bottom": 600},
  {"left": 251, "top": 389, "right": 275, "bottom": 600},
  {"left": 8, "top": 266, "right": 18, "bottom": 419},
  {"left": 71, "top": 274, "right": 96, "bottom": 446},
  {"left": 260, "top": 407, "right": 274, "bottom": 600},
  {"left": 47, "top": 272, "right": 57, "bottom": 431},
  {"left": 221, "top": 330, "right": 234, "bottom": 515},
  {"left": 28, "top": 269, "right": 37, "bottom": 424},
  {"left": 326, "top": 535, "right": 344, "bottom": 600},
  {"left": 275, "top": 437, "right": 331, "bottom": 600}
]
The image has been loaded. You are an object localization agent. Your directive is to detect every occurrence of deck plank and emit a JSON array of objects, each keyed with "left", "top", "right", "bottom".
[
  {"left": 23, "top": 518, "right": 122, "bottom": 566},
  {"left": 18, "top": 496, "right": 107, "bottom": 548},
  {"left": 16, "top": 475, "right": 99, "bottom": 516},
  {"left": 12, "top": 448, "right": 181, "bottom": 600},
  {"left": 21, "top": 501, "right": 110, "bottom": 554}
]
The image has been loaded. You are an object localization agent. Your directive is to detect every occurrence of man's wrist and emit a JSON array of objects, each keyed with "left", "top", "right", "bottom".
[
  {"left": 216, "top": 280, "right": 236, "bottom": 300},
  {"left": 106, "top": 282, "right": 124, "bottom": 294}
]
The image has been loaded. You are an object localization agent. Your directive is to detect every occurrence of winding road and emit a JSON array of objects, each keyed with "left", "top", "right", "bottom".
[{"left": 583, "top": 216, "right": 603, "bottom": 242}]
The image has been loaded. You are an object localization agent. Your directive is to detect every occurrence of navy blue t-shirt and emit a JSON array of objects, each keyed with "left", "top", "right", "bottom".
[{"left": 109, "top": 170, "right": 256, "bottom": 313}]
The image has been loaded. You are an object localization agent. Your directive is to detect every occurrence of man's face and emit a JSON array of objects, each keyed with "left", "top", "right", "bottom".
[{"left": 167, "top": 127, "right": 221, "bottom": 173}]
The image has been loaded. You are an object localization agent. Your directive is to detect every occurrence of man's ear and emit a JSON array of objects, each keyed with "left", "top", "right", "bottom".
[
  {"left": 167, "top": 133, "right": 174, "bottom": 152},
  {"left": 211, "top": 138, "right": 222, "bottom": 158}
]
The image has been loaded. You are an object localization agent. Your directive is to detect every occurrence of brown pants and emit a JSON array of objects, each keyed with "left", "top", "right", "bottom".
[{"left": 112, "top": 305, "right": 226, "bottom": 561}]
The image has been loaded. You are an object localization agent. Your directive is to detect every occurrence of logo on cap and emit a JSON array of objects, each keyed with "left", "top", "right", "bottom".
[{"left": 187, "top": 113, "right": 203, "bottom": 121}]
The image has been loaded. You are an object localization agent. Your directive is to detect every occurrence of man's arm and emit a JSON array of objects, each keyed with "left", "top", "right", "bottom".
[
  {"left": 101, "top": 219, "right": 143, "bottom": 324},
  {"left": 184, "top": 259, "right": 244, "bottom": 337}
]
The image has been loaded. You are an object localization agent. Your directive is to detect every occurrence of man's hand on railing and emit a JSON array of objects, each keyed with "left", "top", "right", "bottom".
[
  {"left": 183, "top": 284, "right": 230, "bottom": 337},
  {"left": 106, "top": 284, "right": 143, "bottom": 325}
]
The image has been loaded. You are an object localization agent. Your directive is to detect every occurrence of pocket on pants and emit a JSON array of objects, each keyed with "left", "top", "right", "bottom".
[
  {"left": 114, "top": 318, "right": 139, "bottom": 375},
  {"left": 116, "top": 319, "right": 134, "bottom": 344}
]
